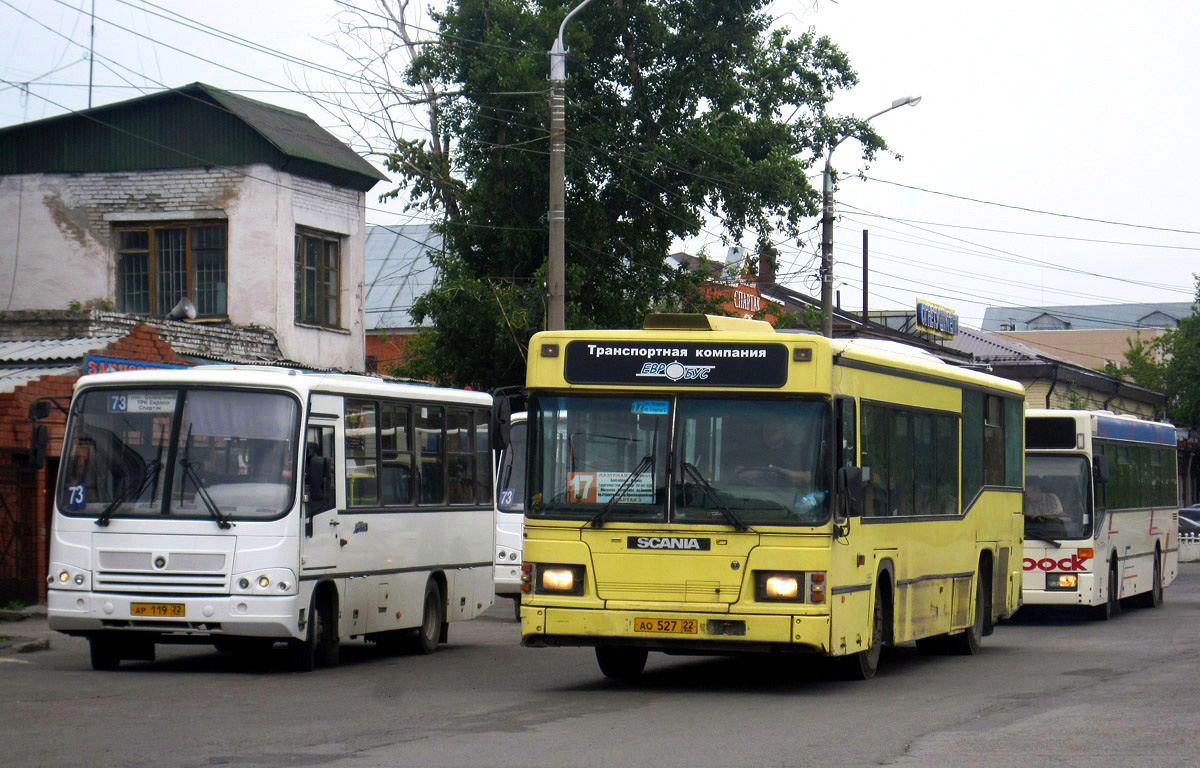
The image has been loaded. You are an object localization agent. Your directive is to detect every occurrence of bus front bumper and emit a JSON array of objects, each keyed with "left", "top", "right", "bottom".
[
  {"left": 520, "top": 606, "right": 830, "bottom": 654},
  {"left": 494, "top": 564, "right": 523, "bottom": 596},
  {"left": 47, "top": 590, "right": 304, "bottom": 639}
]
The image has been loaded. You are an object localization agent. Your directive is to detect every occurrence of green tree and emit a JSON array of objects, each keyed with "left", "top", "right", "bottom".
[{"left": 376, "top": 0, "right": 886, "bottom": 388}]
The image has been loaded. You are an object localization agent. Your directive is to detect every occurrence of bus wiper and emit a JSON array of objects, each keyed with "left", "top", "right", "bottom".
[
  {"left": 682, "top": 461, "right": 749, "bottom": 532},
  {"left": 178, "top": 459, "right": 234, "bottom": 529},
  {"left": 1027, "top": 534, "right": 1062, "bottom": 547},
  {"left": 589, "top": 453, "right": 655, "bottom": 528},
  {"left": 95, "top": 459, "right": 161, "bottom": 527}
]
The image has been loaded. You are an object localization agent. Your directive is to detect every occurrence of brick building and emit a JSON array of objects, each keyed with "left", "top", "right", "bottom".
[{"left": 0, "top": 324, "right": 189, "bottom": 603}]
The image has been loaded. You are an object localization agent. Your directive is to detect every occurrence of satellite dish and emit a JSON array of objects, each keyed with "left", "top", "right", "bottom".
[{"left": 166, "top": 297, "right": 197, "bottom": 321}]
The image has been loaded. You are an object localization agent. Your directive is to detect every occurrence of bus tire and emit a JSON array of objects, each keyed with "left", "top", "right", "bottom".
[
  {"left": 89, "top": 635, "right": 121, "bottom": 671},
  {"left": 949, "top": 572, "right": 985, "bottom": 656},
  {"left": 288, "top": 593, "right": 337, "bottom": 671},
  {"left": 595, "top": 646, "right": 648, "bottom": 680},
  {"left": 1136, "top": 550, "right": 1163, "bottom": 609},
  {"left": 1090, "top": 561, "right": 1120, "bottom": 621},
  {"left": 841, "top": 588, "right": 885, "bottom": 680},
  {"left": 408, "top": 578, "right": 444, "bottom": 655},
  {"left": 512, "top": 596, "right": 522, "bottom": 622}
]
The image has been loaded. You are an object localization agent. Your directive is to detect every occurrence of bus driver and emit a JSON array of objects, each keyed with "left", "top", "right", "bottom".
[{"left": 735, "top": 418, "right": 812, "bottom": 487}]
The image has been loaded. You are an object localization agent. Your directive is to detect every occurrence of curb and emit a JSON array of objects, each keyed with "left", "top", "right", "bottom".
[{"left": 0, "top": 636, "right": 50, "bottom": 655}]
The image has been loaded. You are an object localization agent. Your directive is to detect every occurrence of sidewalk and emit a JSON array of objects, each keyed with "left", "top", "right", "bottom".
[{"left": 0, "top": 606, "right": 53, "bottom": 654}]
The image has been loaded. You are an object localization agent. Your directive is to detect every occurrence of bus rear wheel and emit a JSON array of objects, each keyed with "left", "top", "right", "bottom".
[
  {"left": 1135, "top": 551, "right": 1163, "bottom": 609},
  {"left": 408, "top": 579, "right": 445, "bottom": 655},
  {"left": 596, "top": 646, "right": 648, "bottom": 680},
  {"left": 948, "top": 572, "right": 985, "bottom": 655}
]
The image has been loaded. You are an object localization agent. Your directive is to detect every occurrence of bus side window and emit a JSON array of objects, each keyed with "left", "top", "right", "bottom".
[{"left": 836, "top": 397, "right": 856, "bottom": 469}]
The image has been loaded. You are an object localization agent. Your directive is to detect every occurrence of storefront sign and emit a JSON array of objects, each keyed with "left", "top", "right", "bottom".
[
  {"left": 915, "top": 300, "right": 959, "bottom": 339},
  {"left": 84, "top": 356, "right": 187, "bottom": 375}
]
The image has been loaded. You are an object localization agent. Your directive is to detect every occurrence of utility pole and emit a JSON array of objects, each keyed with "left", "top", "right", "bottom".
[
  {"left": 820, "top": 95, "right": 921, "bottom": 337},
  {"left": 546, "top": 0, "right": 597, "bottom": 331},
  {"left": 88, "top": 0, "right": 96, "bottom": 108},
  {"left": 862, "top": 228, "right": 869, "bottom": 325}
]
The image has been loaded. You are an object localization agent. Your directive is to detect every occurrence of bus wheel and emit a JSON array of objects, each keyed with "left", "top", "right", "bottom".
[
  {"left": 595, "top": 646, "right": 648, "bottom": 680},
  {"left": 288, "top": 594, "right": 337, "bottom": 671},
  {"left": 1090, "top": 563, "right": 1120, "bottom": 621},
  {"left": 949, "top": 573, "right": 985, "bottom": 656},
  {"left": 1136, "top": 551, "right": 1163, "bottom": 609},
  {"left": 409, "top": 579, "right": 445, "bottom": 655},
  {"left": 89, "top": 635, "right": 121, "bottom": 671},
  {"left": 841, "top": 592, "right": 884, "bottom": 680},
  {"left": 512, "top": 596, "right": 522, "bottom": 622}
]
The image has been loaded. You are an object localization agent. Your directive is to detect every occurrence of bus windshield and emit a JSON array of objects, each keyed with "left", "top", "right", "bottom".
[
  {"left": 528, "top": 395, "right": 830, "bottom": 526},
  {"left": 1024, "top": 454, "right": 1092, "bottom": 540},
  {"left": 59, "top": 387, "right": 300, "bottom": 522},
  {"left": 497, "top": 418, "right": 527, "bottom": 513}
]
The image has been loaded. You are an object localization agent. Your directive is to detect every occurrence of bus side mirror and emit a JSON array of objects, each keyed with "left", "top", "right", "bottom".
[
  {"left": 492, "top": 396, "right": 512, "bottom": 452},
  {"left": 305, "top": 455, "right": 331, "bottom": 512},
  {"left": 29, "top": 400, "right": 52, "bottom": 420},
  {"left": 838, "top": 466, "right": 864, "bottom": 518},
  {"left": 1092, "top": 454, "right": 1109, "bottom": 484},
  {"left": 29, "top": 423, "right": 48, "bottom": 470}
]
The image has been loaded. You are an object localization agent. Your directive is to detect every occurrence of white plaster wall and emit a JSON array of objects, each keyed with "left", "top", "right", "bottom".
[
  {"left": 0, "top": 165, "right": 368, "bottom": 372},
  {"left": 0, "top": 174, "right": 109, "bottom": 311}
]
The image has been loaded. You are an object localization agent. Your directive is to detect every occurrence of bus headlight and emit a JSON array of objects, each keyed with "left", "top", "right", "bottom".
[
  {"left": 232, "top": 569, "right": 297, "bottom": 595},
  {"left": 49, "top": 563, "right": 90, "bottom": 590},
  {"left": 534, "top": 564, "right": 585, "bottom": 595},
  {"left": 755, "top": 571, "right": 805, "bottom": 602}
]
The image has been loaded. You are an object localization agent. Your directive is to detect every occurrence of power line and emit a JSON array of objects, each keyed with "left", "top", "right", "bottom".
[
  {"left": 837, "top": 201, "right": 1194, "bottom": 296},
  {"left": 864, "top": 175, "right": 1200, "bottom": 236},
  {"left": 843, "top": 209, "right": 1200, "bottom": 252}
]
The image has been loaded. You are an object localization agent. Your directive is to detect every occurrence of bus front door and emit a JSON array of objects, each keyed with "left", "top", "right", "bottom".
[{"left": 302, "top": 421, "right": 339, "bottom": 572}]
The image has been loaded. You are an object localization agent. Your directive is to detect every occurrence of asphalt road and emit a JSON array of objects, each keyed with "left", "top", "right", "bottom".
[{"left": 4, "top": 565, "right": 1200, "bottom": 768}]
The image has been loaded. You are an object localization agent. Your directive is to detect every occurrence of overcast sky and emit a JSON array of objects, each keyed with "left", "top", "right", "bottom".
[{"left": 1, "top": 0, "right": 1196, "bottom": 328}]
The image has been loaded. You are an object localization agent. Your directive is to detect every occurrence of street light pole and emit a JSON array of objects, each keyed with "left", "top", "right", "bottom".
[
  {"left": 547, "top": 0, "right": 597, "bottom": 331},
  {"left": 820, "top": 95, "right": 921, "bottom": 337}
]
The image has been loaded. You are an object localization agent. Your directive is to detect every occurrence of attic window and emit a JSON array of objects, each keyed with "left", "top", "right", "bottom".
[{"left": 116, "top": 222, "right": 227, "bottom": 316}]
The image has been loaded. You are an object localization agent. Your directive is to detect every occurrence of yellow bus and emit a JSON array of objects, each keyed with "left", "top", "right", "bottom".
[{"left": 517, "top": 314, "right": 1025, "bottom": 680}]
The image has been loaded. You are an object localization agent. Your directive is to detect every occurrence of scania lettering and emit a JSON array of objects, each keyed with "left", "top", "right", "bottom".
[
  {"left": 1022, "top": 409, "right": 1178, "bottom": 618},
  {"left": 517, "top": 314, "right": 1024, "bottom": 681},
  {"left": 39, "top": 367, "right": 496, "bottom": 671},
  {"left": 632, "top": 537, "right": 708, "bottom": 550}
]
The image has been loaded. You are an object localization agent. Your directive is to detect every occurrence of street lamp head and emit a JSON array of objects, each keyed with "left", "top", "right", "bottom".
[{"left": 892, "top": 95, "right": 922, "bottom": 108}]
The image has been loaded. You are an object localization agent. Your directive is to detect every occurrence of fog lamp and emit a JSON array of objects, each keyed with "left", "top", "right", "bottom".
[
  {"left": 257, "top": 575, "right": 270, "bottom": 588},
  {"left": 59, "top": 570, "right": 70, "bottom": 583}
]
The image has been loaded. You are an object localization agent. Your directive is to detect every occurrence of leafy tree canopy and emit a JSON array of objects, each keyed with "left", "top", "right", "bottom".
[{"left": 383, "top": 0, "right": 885, "bottom": 388}]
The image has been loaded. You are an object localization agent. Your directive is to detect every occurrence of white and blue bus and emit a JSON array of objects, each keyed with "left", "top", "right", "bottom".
[
  {"left": 494, "top": 412, "right": 526, "bottom": 618},
  {"left": 42, "top": 366, "right": 495, "bottom": 670},
  {"left": 1023, "top": 409, "right": 1179, "bottom": 618}
]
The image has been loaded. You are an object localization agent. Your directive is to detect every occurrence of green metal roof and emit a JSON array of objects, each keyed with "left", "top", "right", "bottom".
[{"left": 0, "top": 82, "right": 387, "bottom": 191}]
